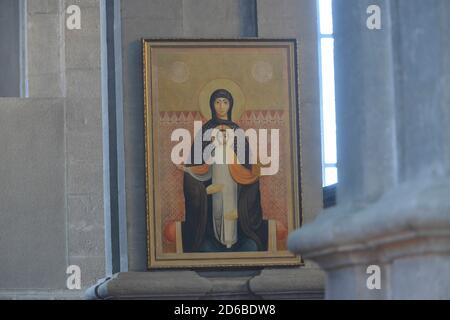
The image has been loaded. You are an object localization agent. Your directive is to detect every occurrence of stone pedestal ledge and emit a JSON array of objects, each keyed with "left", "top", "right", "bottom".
[
  {"left": 249, "top": 268, "right": 325, "bottom": 300},
  {"left": 85, "top": 268, "right": 325, "bottom": 300},
  {"left": 288, "top": 177, "right": 450, "bottom": 260},
  {"left": 288, "top": 177, "right": 450, "bottom": 299},
  {"left": 85, "top": 271, "right": 212, "bottom": 300}
]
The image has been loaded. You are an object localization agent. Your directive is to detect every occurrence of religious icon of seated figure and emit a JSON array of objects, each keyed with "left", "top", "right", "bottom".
[{"left": 176, "top": 89, "right": 268, "bottom": 253}]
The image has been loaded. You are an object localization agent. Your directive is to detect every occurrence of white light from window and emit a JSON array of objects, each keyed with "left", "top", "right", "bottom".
[
  {"left": 320, "top": 38, "right": 337, "bottom": 165},
  {"left": 325, "top": 167, "right": 338, "bottom": 186},
  {"left": 319, "top": 0, "right": 334, "bottom": 35},
  {"left": 318, "top": 0, "right": 337, "bottom": 187}
]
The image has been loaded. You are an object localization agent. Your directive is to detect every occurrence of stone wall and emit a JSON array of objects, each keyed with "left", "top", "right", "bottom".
[
  {"left": 0, "top": 0, "right": 105, "bottom": 299},
  {"left": 0, "top": 0, "right": 21, "bottom": 97},
  {"left": 0, "top": 0, "right": 323, "bottom": 299}
]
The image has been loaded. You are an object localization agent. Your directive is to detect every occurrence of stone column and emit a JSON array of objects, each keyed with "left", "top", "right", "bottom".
[{"left": 289, "top": 0, "right": 450, "bottom": 299}]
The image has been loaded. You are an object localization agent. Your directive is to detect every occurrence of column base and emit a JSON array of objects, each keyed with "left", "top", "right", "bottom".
[{"left": 289, "top": 178, "right": 450, "bottom": 299}]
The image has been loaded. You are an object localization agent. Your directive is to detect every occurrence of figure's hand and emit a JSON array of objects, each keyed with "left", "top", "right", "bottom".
[
  {"left": 175, "top": 163, "right": 186, "bottom": 172},
  {"left": 252, "top": 161, "right": 272, "bottom": 178},
  {"left": 252, "top": 162, "right": 262, "bottom": 177},
  {"left": 224, "top": 210, "right": 238, "bottom": 221},
  {"left": 206, "top": 184, "right": 224, "bottom": 194}
]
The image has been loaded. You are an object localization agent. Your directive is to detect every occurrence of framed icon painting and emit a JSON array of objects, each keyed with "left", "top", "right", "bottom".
[{"left": 143, "top": 39, "right": 303, "bottom": 268}]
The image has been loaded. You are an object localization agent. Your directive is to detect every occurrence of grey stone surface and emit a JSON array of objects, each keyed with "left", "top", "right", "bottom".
[
  {"left": 86, "top": 269, "right": 324, "bottom": 300},
  {"left": 392, "top": 0, "right": 450, "bottom": 182},
  {"left": 332, "top": 0, "right": 397, "bottom": 207},
  {"left": 86, "top": 271, "right": 212, "bottom": 300},
  {"left": 27, "top": 0, "right": 61, "bottom": 14},
  {"left": 390, "top": 255, "right": 450, "bottom": 299},
  {"left": 205, "top": 277, "right": 257, "bottom": 299},
  {"left": 325, "top": 264, "right": 386, "bottom": 300},
  {"left": 289, "top": 0, "right": 450, "bottom": 300},
  {"left": 0, "top": 289, "right": 84, "bottom": 300},
  {"left": 0, "top": 0, "right": 21, "bottom": 97},
  {"left": 64, "top": 0, "right": 105, "bottom": 289},
  {"left": 258, "top": 0, "right": 323, "bottom": 226},
  {"left": 0, "top": 0, "right": 106, "bottom": 298},
  {"left": 0, "top": 98, "right": 66, "bottom": 289},
  {"left": 121, "top": 0, "right": 183, "bottom": 20},
  {"left": 182, "top": 0, "right": 241, "bottom": 37},
  {"left": 65, "top": 69, "right": 102, "bottom": 99},
  {"left": 27, "top": 2, "right": 64, "bottom": 97},
  {"left": 120, "top": 0, "right": 185, "bottom": 272},
  {"left": 67, "top": 194, "right": 104, "bottom": 245},
  {"left": 66, "top": 131, "right": 103, "bottom": 163},
  {"left": 69, "top": 256, "right": 105, "bottom": 289},
  {"left": 27, "top": 73, "right": 64, "bottom": 98},
  {"left": 67, "top": 162, "right": 103, "bottom": 194},
  {"left": 249, "top": 267, "right": 325, "bottom": 299},
  {"left": 65, "top": 34, "right": 101, "bottom": 69},
  {"left": 239, "top": 0, "right": 257, "bottom": 37},
  {"left": 65, "top": 97, "right": 102, "bottom": 132},
  {"left": 27, "top": 15, "right": 61, "bottom": 75}
]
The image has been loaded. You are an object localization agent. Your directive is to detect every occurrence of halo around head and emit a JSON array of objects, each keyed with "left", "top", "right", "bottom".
[{"left": 199, "top": 79, "right": 245, "bottom": 121}]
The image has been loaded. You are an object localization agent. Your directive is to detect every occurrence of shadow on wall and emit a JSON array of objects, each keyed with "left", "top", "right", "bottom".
[{"left": 323, "top": 184, "right": 336, "bottom": 208}]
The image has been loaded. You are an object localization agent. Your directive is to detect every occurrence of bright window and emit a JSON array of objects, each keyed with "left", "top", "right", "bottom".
[{"left": 318, "top": 0, "right": 338, "bottom": 187}]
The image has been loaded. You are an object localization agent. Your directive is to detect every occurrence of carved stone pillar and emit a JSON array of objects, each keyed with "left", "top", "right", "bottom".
[{"left": 289, "top": 0, "right": 450, "bottom": 299}]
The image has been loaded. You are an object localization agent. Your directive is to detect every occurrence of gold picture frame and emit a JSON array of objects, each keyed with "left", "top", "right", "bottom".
[{"left": 143, "top": 39, "right": 303, "bottom": 269}]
